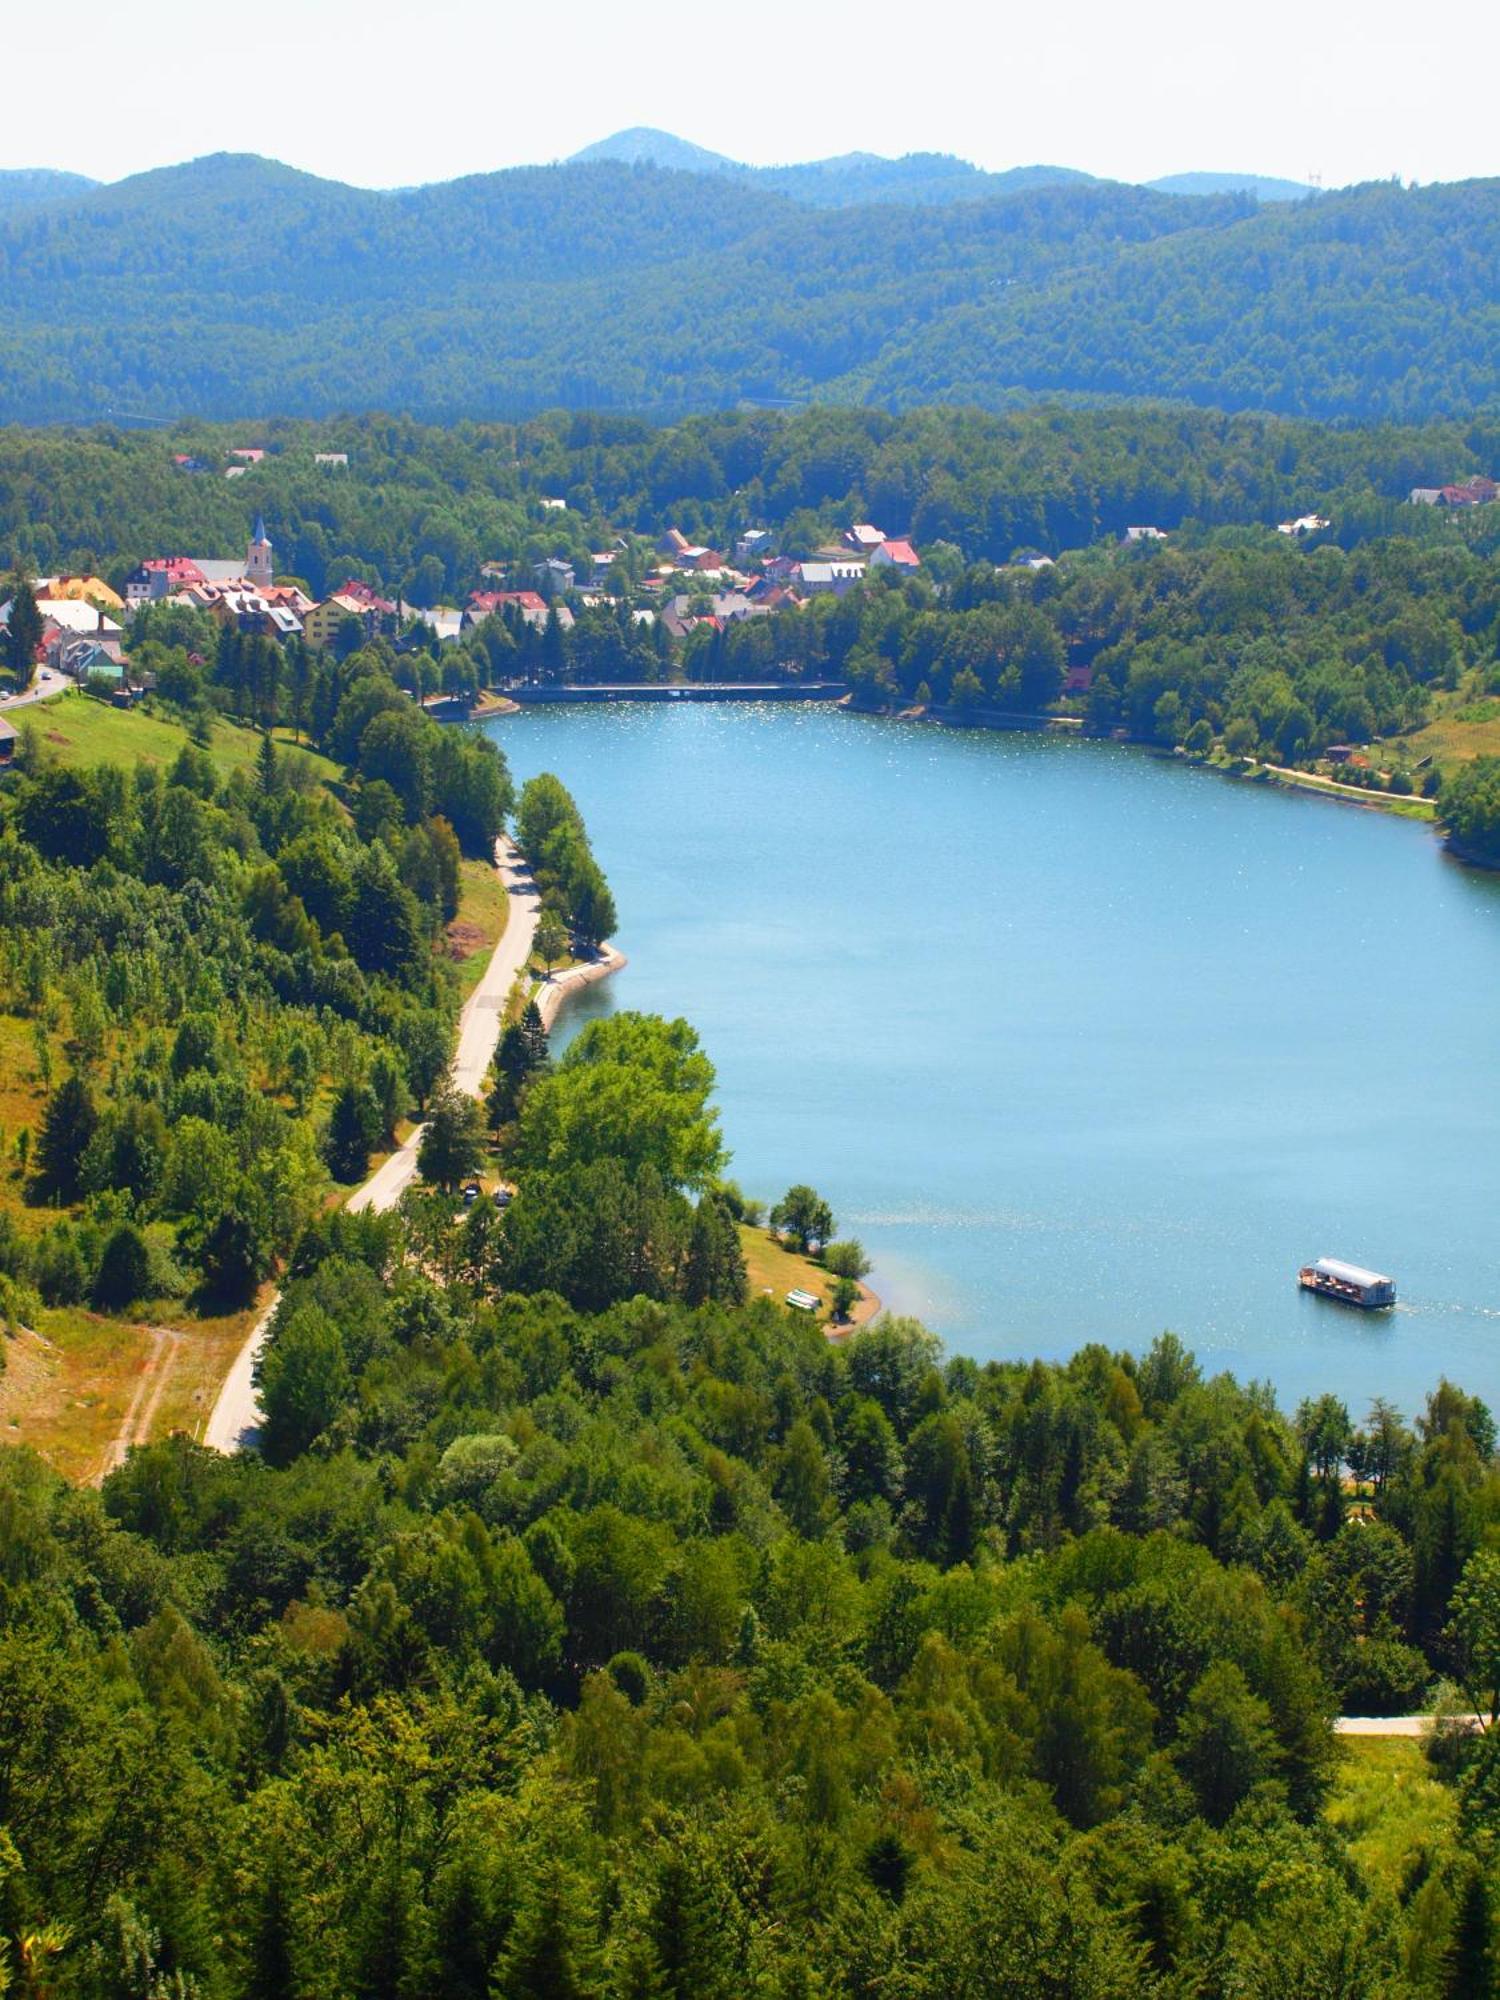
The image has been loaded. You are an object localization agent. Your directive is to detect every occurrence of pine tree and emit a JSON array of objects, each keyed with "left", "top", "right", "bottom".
[
  {"left": 1444, "top": 1863, "right": 1495, "bottom": 2000},
  {"left": 491, "top": 1862, "right": 596, "bottom": 2000},
  {"left": 34, "top": 1072, "right": 98, "bottom": 1199},
  {"left": 3, "top": 577, "right": 43, "bottom": 684}
]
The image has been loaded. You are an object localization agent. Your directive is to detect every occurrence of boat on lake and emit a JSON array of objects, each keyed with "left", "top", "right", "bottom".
[{"left": 1298, "top": 1258, "right": 1397, "bottom": 1309}]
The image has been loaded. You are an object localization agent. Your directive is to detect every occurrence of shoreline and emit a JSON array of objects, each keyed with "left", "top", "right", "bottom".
[
  {"left": 532, "top": 943, "right": 628, "bottom": 1031},
  {"left": 845, "top": 697, "right": 1447, "bottom": 832}
]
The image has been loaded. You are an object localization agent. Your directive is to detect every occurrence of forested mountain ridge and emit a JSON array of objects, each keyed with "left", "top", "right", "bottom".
[
  {"left": 856, "top": 176, "right": 1500, "bottom": 422},
  {"left": 0, "top": 154, "right": 1493, "bottom": 423},
  {"left": 1146, "top": 171, "right": 1314, "bottom": 201},
  {"left": 569, "top": 127, "right": 1100, "bottom": 206},
  {"left": 0, "top": 167, "right": 101, "bottom": 212}
]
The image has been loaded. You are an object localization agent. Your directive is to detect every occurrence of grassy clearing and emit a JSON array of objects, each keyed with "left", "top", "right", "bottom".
[
  {"left": 447, "top": 855, "right": 509, "bottom": 1002},
  {"left": 0, "top": 1014, "right": 73, "bottom": 1236},
  {"left": 0, "top": 1306, "right": 156, "bottom": 1483},
  {"left": 152, "top": 1300, "right": 264, "bottom": 1446},
  {"left": 739, "top": 1225, "right": 877, "bottom": 1329},
  {"left": 1324, "top": 1738, "right": 1458, "bottom": 1894},
  {"left": 0, "top": 1296, "right": 266, "bottom": 1481},
  {"left": 18, "top": 689, "right": 341, "bottom": 787},
  {"left": 741, "top": 1223, "right": 831, "bottom": 1311},
  {"left": 1380, "top": 696, "right": 1500, "bottom": 778}
]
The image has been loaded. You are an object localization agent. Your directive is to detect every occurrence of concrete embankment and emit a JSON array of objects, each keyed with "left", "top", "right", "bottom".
[{"left": 533, "top": 946, "right": 628, "bottom": 1030}]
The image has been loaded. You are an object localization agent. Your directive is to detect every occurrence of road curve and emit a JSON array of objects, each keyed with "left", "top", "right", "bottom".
[
  {"left": 0, "top": 667, "right": 70, "bottom": 712},
  {"left": 202, "top": 837, "right": 541, "bottom": 1455}
]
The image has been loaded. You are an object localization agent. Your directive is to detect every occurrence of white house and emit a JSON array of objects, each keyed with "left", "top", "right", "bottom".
[
  {"left": 869, "top": 539, "right": 920, "bottom": 571},
  {"left": 1276, "top": 514, "right": 1330, "bottom": 537}
]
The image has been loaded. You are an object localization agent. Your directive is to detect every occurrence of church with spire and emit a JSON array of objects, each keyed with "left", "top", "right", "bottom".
[{"left": 246, "top": 515, "right": 274, "bottom": 591}]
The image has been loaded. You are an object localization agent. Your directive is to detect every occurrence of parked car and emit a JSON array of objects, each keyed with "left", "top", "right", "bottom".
[
  {"left": 493, "top": 1186, "right": 513, "bottom": 1209},
  {"left": 461, "top": 1182, "right": 481, "bottom": 1206}
]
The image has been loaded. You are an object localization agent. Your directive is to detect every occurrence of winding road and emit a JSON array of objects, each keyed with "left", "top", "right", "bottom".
[{"left": 202, "top": 836, "right": 542, "bottom": 1454}]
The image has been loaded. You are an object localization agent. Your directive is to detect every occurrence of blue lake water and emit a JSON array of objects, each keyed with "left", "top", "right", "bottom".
[{"left": 483, "top": 702, "right": 1500, "bottom": 1422}]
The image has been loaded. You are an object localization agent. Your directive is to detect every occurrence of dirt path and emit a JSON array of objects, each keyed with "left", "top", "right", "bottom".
[{"left": 98, "top": 1327, "right": 181, "bottom": 1482}]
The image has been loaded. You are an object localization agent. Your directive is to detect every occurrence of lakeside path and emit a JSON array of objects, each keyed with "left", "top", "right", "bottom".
[
  {"left": 1334, "top": 1714, "right": 1488, "bottom": 1737},
  {"left": 205, "top": 835, "right": 550, "bottom": 1454}
]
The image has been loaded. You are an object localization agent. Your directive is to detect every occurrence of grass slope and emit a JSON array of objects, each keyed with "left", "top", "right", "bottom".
[{"left": 18, "top": 688, "right": 341, "bottom": 785}]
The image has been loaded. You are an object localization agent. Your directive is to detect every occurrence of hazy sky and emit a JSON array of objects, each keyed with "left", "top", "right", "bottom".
[{"left": 9, "top": 0, "right": 1494, "bottom": 189}]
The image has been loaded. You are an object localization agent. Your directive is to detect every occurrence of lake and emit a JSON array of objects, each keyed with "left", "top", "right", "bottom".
[{"left": 483, "top": 702, "right": 1500, "bottom": 1421}]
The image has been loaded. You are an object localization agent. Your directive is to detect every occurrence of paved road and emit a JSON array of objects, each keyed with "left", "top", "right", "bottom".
[
  {"left": 1333, "top": 1713, "right": 1487, "bottom": 1737},
  {"left": 0, "top": 667, "right": 69, "bottom": 711},
  {"left": 202, "top": 838, "right": 540, "bottom": 1454}
]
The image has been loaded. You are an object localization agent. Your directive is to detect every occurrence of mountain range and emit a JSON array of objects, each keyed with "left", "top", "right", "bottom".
[
  {"left": 567, "top": 128, "right": 1317, "bottom": 205},
  {"left": 0, "top": 141, "right": 1491, "bottom": 428}
]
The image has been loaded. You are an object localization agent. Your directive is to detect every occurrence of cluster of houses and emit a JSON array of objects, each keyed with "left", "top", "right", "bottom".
[
  {"left": 458, "top": 519, "right": 925, "bottom": 647},
  {"left": 0, "top": 519, "right": 417, "bottom": 699},
  {"left": 2, "top": 494, "right": 934, "bottom": 690},
  {"left": 1, "top": 572, "right": 128, "bottom": 685},
  {"left": 638, "top": 523, "right": 922, "bottom": 641},
  {"left": 1408, "top": 476, "right": 1498, "bottom": 508}
]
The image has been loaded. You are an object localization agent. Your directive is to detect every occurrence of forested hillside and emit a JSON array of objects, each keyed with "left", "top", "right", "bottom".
[
  {"left": 3, "top": 519, "right": 1500, "bottom": 1992},
  {"left": 4, "top": 404, "right": 1498, "bottom": 595},
  {"left": 2, "top": 1045, "right": 1498, "bottom": 1991},
  {"left": 0, "top": 154, "right": 1494, "bottom": 422}
]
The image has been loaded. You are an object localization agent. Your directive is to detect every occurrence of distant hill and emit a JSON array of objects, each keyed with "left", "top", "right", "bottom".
[
  {"left": 750, "top": 154, "right": 1095, "bottom": 208},
  {"left": 569, "top": 128, "right": 1095, "bottom": 208},
  {"left": 0, "top": 167, "right": 100, "bottom": 212},
  {"left": 568, "top": 127, "right": 736, "bottom": 173},
  {"left": 0, "top": 153, "right": 1492, "bottom": 427},
  {"left": 1148, "top": 171, "right": 1316, "bottom": 201}
]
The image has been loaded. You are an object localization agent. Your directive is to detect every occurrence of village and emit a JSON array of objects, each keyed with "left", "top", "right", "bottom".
[
  {"left": 0, "top": 442, "right": 1495, "bottom": 749},
  {"left": 0, "top": 495, "right": 935, "bottom": 710}
]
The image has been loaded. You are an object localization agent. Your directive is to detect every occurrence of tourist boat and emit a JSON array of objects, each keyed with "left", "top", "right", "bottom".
[{"left": 1298, "top": 1257, "right": 1396, "bottom": 1309}]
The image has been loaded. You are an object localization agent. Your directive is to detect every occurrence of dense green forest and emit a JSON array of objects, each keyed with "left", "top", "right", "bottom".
[
  {"left": 1, "top": 1028, "right": 1498, "bottom": 1993},
  {"left": 0, "top": 641, "right": 513, "bottom": 1318},
  {"left": 3, "top": 405, "right": 1498, "bottom": 597},
  {"left": 0, "top": 155, "right": 1495, "bottom": 422},
  {"left": 2, "top": 621, "right": 1499, "bottom": 1992}
]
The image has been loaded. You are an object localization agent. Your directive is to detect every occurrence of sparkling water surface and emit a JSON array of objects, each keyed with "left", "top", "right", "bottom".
[{"left": 484, "top": 702, "right": 1500, "bottom": 1420}]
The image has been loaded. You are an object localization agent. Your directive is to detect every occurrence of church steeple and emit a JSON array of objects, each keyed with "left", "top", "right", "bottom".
[{"left": 247, "top": 515, "right": 273, "bottom": 590}]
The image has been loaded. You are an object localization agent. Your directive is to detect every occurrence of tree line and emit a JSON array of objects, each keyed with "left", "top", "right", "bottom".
[{"left": 2, "top": 403, "right": 1499, "bottom": 609}]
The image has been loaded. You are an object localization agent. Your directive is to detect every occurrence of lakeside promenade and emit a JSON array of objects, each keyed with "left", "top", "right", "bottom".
[{"left": 204, "top": 836, "right": 579, "bottom": 1453}]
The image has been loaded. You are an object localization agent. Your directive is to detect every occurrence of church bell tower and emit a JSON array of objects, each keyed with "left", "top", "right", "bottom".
[{"left": 247, "top": 515, "right": 274, "bottom": 591}]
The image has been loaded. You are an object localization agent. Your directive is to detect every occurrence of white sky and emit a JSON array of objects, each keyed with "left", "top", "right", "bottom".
[{"left": 7, "top": 0, "right": 1494, "bottom": 190}]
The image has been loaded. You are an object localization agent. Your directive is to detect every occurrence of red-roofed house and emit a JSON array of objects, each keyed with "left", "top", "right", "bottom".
[
  {"left": 123, "top": 557, "right": 209, "bottom": 607},
  {"left": 870, "top": 539, "right": 920, "bottom": 571},
  {"left": 464, "top": 589, "right": 569, "bottom": 633},
  {"left": 336, "top": 578, "right": 399, "bottom": 621}
]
